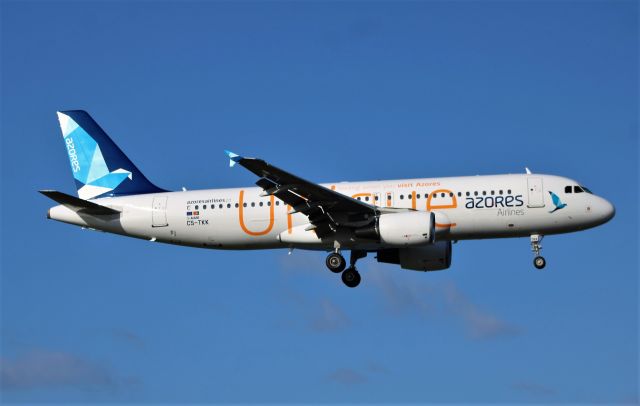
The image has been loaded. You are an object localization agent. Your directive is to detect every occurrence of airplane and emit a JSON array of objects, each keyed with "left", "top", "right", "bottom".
[{"left": 41, "top": 110, "right": 615, "bottom": 288}]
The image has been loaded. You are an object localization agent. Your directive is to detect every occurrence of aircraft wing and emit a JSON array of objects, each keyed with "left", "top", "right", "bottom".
[{"left": 226, "top": 151, "right": 378, "bottom": 238}]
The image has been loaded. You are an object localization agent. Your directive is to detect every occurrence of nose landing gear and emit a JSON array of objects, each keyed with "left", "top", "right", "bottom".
[
  {"left": 324, "top": 250, "right": 366, "bottom": 287},
  {"left": 530, "top": 234, "right": 546, "bottom": 269}
]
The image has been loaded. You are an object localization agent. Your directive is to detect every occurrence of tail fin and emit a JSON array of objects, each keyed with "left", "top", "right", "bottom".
[{"left": 56, "top": 110, "right": 165, "bottom": 199}]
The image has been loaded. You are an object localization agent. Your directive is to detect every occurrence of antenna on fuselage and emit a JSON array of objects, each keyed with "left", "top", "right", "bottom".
[{"left": 525, "top": 167, "right": 532, "bottom": 174}]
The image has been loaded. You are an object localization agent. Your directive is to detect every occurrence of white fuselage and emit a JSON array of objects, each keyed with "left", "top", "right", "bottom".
[{"left": 47, "top": 173, "right": 614, "bottom": 251}]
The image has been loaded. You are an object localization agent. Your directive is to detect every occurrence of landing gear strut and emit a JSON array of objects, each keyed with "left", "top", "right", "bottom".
[{"left": 530, "top": 234, "right": 546, "bottom": 269}]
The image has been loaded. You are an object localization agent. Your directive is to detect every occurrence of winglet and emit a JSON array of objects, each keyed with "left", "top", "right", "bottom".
[{"left": 224, "top": 150, "right": 243, "bottom": 167}]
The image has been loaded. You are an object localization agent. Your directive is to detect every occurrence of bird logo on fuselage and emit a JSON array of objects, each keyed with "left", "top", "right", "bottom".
[{"left": 548, "top": 191, "right": 567, "bottom": 213}]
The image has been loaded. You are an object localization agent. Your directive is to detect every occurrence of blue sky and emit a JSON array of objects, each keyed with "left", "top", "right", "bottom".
[{"left": 1, "top": 1, "right": 637, "bottom": 403}]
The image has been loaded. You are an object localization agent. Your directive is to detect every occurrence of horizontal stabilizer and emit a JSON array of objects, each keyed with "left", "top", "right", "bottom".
[{"left": 39, "top": 190, "right": 121, "bottom": 215}]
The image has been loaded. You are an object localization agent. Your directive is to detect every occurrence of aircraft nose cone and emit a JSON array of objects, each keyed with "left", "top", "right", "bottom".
[{"left": 599, "top": 197, "right": 615, "bottom": 223}]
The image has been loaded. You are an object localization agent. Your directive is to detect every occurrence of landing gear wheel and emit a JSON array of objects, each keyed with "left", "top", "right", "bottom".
[
  {"left": 326, "top": 252, "right": 346, "bottom": 273},
  {"left": 341, "top": 268, "right": 361, "bottom": 288},
  {"left": 533, "top": 256, "right": 546, "bottom": 269}
]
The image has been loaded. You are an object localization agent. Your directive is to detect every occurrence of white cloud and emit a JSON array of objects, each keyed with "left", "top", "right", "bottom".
[
  {"left": 311, "top": 298, "right": 352, "bottom": 332},
  {"left": 369, "top": 265, "right": 520, "bottom": 340},
  {"left": 443, "top": 282, "right": 522, "bottom": 339},
  {"left": 326, "top": 367, "right": 368, "bottom": 385},
  {"left": 0, "top": 349, "right": 115, "bottom": 391}
]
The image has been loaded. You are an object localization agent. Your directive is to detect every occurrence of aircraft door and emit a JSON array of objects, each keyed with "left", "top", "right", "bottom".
[
  {"left": 152, "top": 196, "right": 169, "bottom": 227},
  {"left": 385, "top": 192, "right": 394, "bottom": 207},
  {"left": 526, "top": 177, "right": 545, "bottom": 208}
]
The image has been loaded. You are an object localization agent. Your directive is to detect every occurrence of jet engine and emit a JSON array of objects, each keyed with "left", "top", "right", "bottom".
[
  {"left": 377, "top": 241, "right": 452, "bottom": 271},
  {"left": 355, "top": 211, "right": 435, "bottom": 246}
]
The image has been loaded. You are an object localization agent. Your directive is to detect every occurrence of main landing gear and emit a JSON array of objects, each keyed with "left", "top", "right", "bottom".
[
  {"left": 530, "top": 234, "right": 546, "bottom": 269},
  {"left": 325, "top": 250, "right": 366, "bottom": 288},
  {"left": 326, "top": 252, "right": 346, "bottom": 273}
]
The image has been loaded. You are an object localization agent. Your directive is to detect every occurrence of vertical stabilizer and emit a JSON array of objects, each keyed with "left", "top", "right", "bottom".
[{"left": 57, "top": 110, "right": 165, "bottom": 199}]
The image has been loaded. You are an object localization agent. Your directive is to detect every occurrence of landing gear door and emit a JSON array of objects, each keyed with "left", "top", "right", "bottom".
[
  {"left": 152, "top": 196, "right": 169, "bottom": 227},
  {"left": 526, "top": 177, "right": 545, "bottom": 208}
]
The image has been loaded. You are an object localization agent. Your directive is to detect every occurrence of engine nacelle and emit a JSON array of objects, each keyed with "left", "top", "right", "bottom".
[
  {"left": 377, "top": 241, "right": 452, "bottom": 271},
  {"left": 377, "top": 211, "right": 435, "bottom": 246}
]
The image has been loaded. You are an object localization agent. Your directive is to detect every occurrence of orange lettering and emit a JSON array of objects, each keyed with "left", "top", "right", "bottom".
[
  {"left": 238, "top": 190, "right": 275, "bottom": 236},
  {"left": 427, "top": 189, "right": 457, "bottom": 210}
]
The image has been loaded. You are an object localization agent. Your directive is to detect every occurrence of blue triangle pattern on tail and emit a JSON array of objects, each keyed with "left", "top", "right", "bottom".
[{"left": 57, "top": 110, "right": 165, "bottom": 199}]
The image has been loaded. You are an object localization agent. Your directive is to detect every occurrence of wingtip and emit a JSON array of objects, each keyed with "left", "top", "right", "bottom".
[{"left": 224, "top": 150, "right": 243, "bottom": 167}]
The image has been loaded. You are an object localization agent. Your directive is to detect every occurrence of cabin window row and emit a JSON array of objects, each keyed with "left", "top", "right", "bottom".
[
  {"left": 194, "top": 201, "right": 282, "bottom": 210},
  {"left": 389, "top": 190, "right": 512, "bottom": 200},
  {"left": 198, "top": 188, "right": 518, "bottom": 208}
]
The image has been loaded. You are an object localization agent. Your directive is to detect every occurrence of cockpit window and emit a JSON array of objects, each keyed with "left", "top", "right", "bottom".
[
  {"left": 565, "top": 186, "right": 572, "bottom": 193},
  {"left": 574, "top": 186, "right": 584, "bottom": 193},
  {"left": 581, "top": 186, "right": 593, "bottom": 194}
]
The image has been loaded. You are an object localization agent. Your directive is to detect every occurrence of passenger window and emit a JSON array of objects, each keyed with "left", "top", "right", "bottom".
[
  {"left": 482, "top": 191, "right": 486, "bottom": 196},
  {"left": 195, "top": 205, "right": 199, "bottom": 210},
  {"left": 375, "top": 195, "right": 379, "bottom": 201},
  {"left": 276, "top": 201, "right": 280, "bottom": 206},
  {"left": 243, "top": 203, "right": 247, "bottom": 207},
  {"left": 490, "top": 191, "right": 495, "bottom": 195},
  {"left": 226, "top": 203, "right": 230, "bottom": 208},
  {"left": 203, "top": 205, "right": 207, "bottom": 210},
  {"left": 400, "top": 195, "right": 404, "bottom": 200},
  {"left": 466, "top": 191, "right": 470, "bottom": 196},
  {"left": 565, "top": 186, "right": 572, "bottom": 193},
  {"left": 267, "top": 201, "right": 271, "bottom": 206},
  {"left": 251, "top": 202, "right": 255, "bottom": 207},
  {"left": 234, "top": 203, "right": 238, "bottom": 208},
  {"left": 574, "top": 186, "right": 584, "bottom": 193},
  {"left": 416, "top": 194, "right": 421, "bottom": 199},
  {"left": 219, "top": 204, "right": 223, "bottom": 209},
  {"left": 474, "top": 191, "right": 478, "bottom": 196},
  {"left": 499, "top": 190, "right": 503, "bottom": 195},
  {"left": 457, "top": 192, "right": 461, "bottom": 197},
  {"left": 387, "top": 195, "right": 392, "bottom": 200},
  {"left": 507, "top": 189, "right": 512, "bottom": 194},
  {"left": 441, "top": 193, "right": 445, "bottom": 198},
  {"left": 259, "top": 201, "right": 263, "bottom": 207},
  {"left": 365, "top": 196, "right": 369, "bottom": 201}
]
